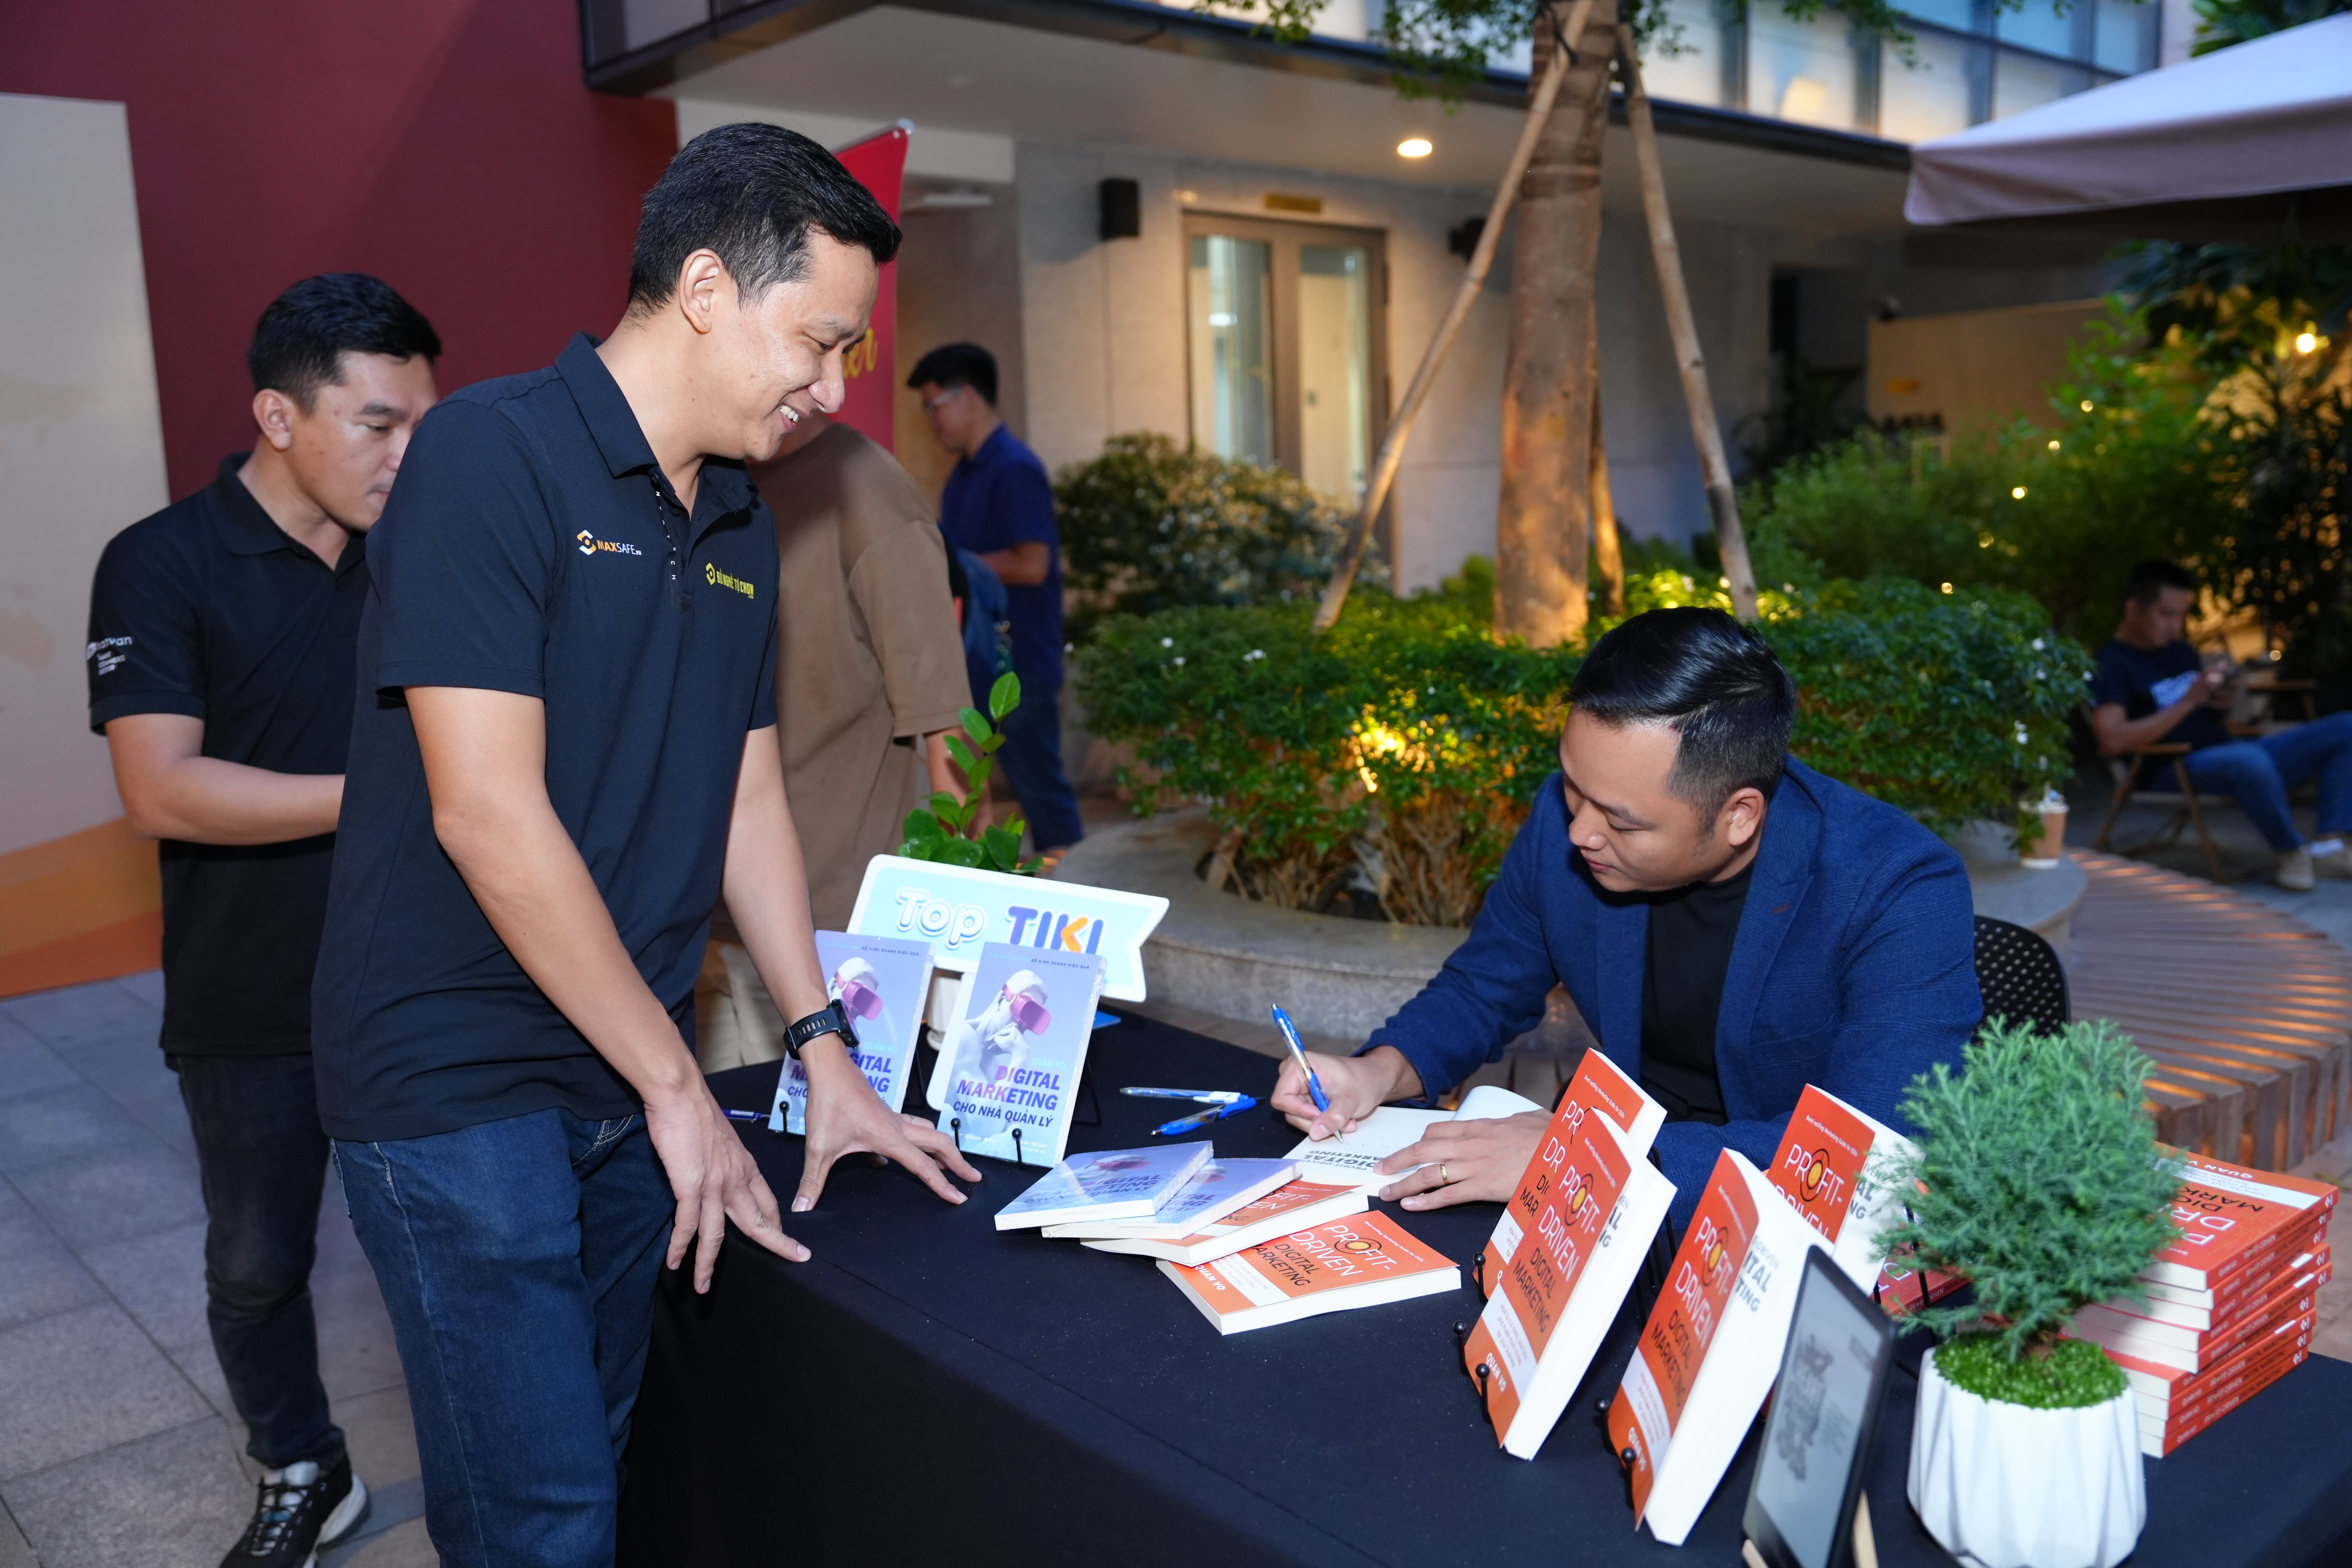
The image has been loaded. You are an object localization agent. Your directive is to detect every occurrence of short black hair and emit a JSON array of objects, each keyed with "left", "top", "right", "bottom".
[
  {"left": 1570, "top": 607, "right": 1795, "bottom": 820},
  {"left": 906, "top": 342, "right": 998, "bottom": 406},
  {"left": 628, "top": 123, "right": 901, "bottom": 310},
  {"left": 247, "top": 274, "right": 440, "bottom": 410},
  {"left": 2124, "top": 559, "right": 2198, "bottom": 606}
]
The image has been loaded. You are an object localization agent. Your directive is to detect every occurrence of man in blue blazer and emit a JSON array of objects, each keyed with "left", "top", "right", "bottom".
[{"left": 1272, "top": 608, "right": 1980, "bottom": 1224}]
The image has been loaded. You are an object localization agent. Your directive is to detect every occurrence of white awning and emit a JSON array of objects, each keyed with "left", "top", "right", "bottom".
[{"left": 1905, "top": 11, "right": 2352, "bottom": 241}]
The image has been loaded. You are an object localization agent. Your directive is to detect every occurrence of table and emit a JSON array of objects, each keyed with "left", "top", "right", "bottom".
[{"left": 617, "top": 1010, "right": 2352, "bottom": 1567}]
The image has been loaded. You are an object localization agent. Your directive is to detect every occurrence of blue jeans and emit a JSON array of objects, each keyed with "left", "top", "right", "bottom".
[
  {"left": 334, "top": 1109, "right": 673, "bottom": 1568},
  {"left": 173, "top": 1052, "right": 343, "bottom": 1471},
  {"left": 2183, "top": 711, "right": 2352, "bottom": 852},
  {"left": 995, "top": 675, "right": 1085, "bottom": 852}
]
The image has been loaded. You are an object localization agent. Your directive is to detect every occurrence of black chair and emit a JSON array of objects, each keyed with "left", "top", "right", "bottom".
[{"left": 1972, "top": 915, "right": 2070, "bottom": 1036}]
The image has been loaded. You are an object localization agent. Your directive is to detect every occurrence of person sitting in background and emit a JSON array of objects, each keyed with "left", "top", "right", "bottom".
[
  {"left": 2089, "top": 558, "right": 2352, "bottom": 891},
  {"left": 696, "top": 409, "right": 971, "bottom": 1071},
  {"left": 908, "top": 341, "right": 1085, "bottom": 859},
  {"left": 1269, "top": 608, "right": 1980, "bottom": 1227}
]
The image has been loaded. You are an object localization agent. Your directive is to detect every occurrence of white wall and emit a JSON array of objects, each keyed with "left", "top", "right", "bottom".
[
  {"left": 0, "top": 94, "right": 169, "bottom": 855},
  {"left": 1010, "top": 135, "right": 1778, "bottom": 586}
]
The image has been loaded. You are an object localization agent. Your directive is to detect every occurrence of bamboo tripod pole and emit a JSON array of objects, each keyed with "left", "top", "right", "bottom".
[
  {"left": 1615, "top": 25, "right": 1758, "bottom": 619},
  {"left": 1589, "top": 331, "right": 1624, "bottom": 615},
  {"left": 1311, "top": 0, "right": 1596, "bottom": 631}
]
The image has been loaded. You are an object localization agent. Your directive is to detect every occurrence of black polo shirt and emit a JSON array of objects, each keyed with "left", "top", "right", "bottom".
[
  {"left": 313, "top": 334, "right": 779, "bottom": 1143},
  {"left": 86, "top": 456, "right": 368, "bottom": 1056}
]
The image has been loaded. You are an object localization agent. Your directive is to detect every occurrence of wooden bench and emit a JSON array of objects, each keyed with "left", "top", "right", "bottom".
[{"left": 2069, "top": 850, "right": 2352, "bottom": 1170}]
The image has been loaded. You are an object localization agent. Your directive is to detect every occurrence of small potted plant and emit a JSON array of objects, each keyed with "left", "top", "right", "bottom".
[
  {"left": 898, "top": 673, "right": 1043, "bottom": 875},
  {"left": 1877, "top": 1019, "right": 2180, "bottom": 1568}
]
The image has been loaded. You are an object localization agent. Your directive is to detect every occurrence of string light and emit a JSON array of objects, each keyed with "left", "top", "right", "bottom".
[
  {"left": 1397, "top": 138, "right": 1434, "bottom": 158},
  {"left": 2296, "top": 331, "right": 2319, "bottom": 354}
]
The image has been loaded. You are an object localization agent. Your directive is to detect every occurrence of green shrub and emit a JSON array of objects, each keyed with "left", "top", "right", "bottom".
[
  {"left": 1877, "top": 1019, "right": 2181, "bottom": 1392},
  {"left": 1074, "top": 578, "right": 2085, "bottom": 924},
  {"left": 1053, "top": 433, "right": 1374, "bottom": 642},
  {"left": 1743, "top": 306, "right": 2236, "bottom": 644}
]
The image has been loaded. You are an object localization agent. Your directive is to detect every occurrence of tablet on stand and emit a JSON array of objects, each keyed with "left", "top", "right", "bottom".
[{"left": 1741, "top": 1249, "right": 1896, "bottom": 1568}]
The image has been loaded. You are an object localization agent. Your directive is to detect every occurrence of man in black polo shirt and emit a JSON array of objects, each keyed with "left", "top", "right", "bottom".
[
  {"left": 313, "top": 125, "right": 981, "bottom": 1565},
  {"left": 87, "top": 274, "right": 439, "bottom": 1568}
]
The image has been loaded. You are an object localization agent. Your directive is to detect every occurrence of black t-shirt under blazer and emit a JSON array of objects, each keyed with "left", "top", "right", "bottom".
[
  {"left": 312, "top": 334, "right": 780, "bottom": 1144},
  {"left": 86, "top": 456, "right": 368, "bottom": 1056}
]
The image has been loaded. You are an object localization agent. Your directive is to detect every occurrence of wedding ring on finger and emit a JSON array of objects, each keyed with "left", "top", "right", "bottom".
[{"left": 1439, "top": 1163, "right": 1452, "bottom": 1184}]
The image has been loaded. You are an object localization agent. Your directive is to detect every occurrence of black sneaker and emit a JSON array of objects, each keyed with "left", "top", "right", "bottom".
[{"left": 220, "top": 1455, "right": 370, "bottom": 1568}]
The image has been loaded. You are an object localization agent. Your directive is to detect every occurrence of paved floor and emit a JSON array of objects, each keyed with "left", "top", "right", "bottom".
[{"left": 0, "top": 975, "right": 431, "bottom": 1567}]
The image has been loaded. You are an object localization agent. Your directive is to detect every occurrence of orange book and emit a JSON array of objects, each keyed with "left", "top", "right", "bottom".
[
  {"left": 1079, "top": 1178, "right": 1367, "bottom": 1266},
  {"left": 1157, "top": 1210, "right": 1458, "bottom": 1335},
  {"left": 1479, "top": 1050, "right": 1663, "bottom": 1299},
  {"left": 2073, "top": 1262, "right": 2328, "bottom": 1372},
  {"left": 1605, "top": 1149, "right": 1827, "bottom": 1545},
  {"left": 1462, "top": 1113, "right": 1675, "bottom": 1457},
  {"left": 2156, "top": 1348, "right": 2307, "bottom": 1455},
  {"left": 2144, "top": 1147, "right": 2337, "bottom": 1292},
  {"left": 1763, "top": 1084, "right": 1917, "bottom": 1287}
]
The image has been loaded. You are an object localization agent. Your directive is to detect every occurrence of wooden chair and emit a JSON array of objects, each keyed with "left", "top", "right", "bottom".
[
  {"left": 2228, "top": 670, "right": 2319, "bottom": 737},
  {"left": 2091, "top": 737, "right": 2247, "bottom": 883}
]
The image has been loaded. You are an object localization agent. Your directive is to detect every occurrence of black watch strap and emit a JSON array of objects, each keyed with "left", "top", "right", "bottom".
[{"left": 784, "top": 999, "right": 858, "bottom": 1059}]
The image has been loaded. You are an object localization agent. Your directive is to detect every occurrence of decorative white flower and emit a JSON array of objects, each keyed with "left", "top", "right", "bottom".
[
  {"left": 2014, "top": 723, "right": 2030, "bottom": 745},
  {"left": 1161, "top": 637, "right": 1174, "bottom": 648},
  {"left": 1173, "top": 656, "right": 1186, "bottom": 666},
  {"left": 2031, "top": 637, "right": 2045, "bottom": 651}
]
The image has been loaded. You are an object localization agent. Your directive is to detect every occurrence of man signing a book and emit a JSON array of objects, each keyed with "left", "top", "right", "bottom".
[{"left": 1271, "top": 608, "right": 1980, "bottom": 1225}]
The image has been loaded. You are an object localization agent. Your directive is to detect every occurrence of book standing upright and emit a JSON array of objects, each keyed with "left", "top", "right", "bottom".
[
  {"left": 769, "top": 932, "right": 935, "bottom": 1134},
  {"left": 934, "top": 940, "right": 1107, "bottom": 1166},
  {"left": 1760, "top": 1084, "right": 1918, "bottom": 1288}
]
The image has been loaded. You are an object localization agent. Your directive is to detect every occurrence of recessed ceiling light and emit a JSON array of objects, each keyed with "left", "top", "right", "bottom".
[{"left": 1397, "top": 137, "right": 1434, "bottom": 158}]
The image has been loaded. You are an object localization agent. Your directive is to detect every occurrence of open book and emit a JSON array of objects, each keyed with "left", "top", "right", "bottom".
[{"left": 1283, "top": 1084, "right": 1545, "bottom": 1191}]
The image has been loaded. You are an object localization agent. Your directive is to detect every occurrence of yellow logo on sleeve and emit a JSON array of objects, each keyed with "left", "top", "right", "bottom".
[{"left": 705, "top": 562, "right": 755, "bottom": 599}]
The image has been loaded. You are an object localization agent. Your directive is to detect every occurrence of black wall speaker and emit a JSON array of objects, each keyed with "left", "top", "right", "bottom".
[{"left": 1099, "top": 178, "right": 1141, "bottom": 241}]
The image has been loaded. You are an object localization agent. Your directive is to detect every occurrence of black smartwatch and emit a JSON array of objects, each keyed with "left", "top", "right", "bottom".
[{"left": 783, "top": 999, "right": 859, "bottom": 1059}]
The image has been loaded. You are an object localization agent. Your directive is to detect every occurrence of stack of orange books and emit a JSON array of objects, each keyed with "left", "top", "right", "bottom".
[{"left": 2065, "top": 1148, "right": 2336, "bottom": 1456}]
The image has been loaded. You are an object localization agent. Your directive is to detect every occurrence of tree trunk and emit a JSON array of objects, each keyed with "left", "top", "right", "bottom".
[
  {"left": 1494, "top": 0, "right": 1616, "bottom": 647},
  {"left": 1589, "top": 331, "right": 1624, "bottom": 616}
]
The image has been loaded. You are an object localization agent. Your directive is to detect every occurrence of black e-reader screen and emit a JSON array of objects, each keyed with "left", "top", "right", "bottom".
[{"left": 1743, "top": 1250, "right": 1896, "bottom": 1568}]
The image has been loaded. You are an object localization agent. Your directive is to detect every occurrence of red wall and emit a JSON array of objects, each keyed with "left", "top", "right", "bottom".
[{"left": 1, "top": 0, "right": 678, "bottom": 501}]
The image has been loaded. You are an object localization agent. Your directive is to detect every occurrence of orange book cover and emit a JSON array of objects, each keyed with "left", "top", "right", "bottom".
[
  {"left": 1172, "top": 1178, "right": 1360, "bottom": 1242},
  {"left": 1765, "top": 1085, "right": 1875, "bottom": 1241},
  {"left": 1463, "top": 1112, "right": 1633, "bottom": 1434},
  {"left": 1163, "top": 1209, "right": 1454, "bottom": 1324},
  {"left": 1481, "top": 1051, "right": 1661, "bottom": 1297},
  {"left": 1606, "top": 1153, "right": 1759, "bottom": 1522},
  {"left": 2159, "top": 1349, "right": 2307, "bottom": 1454},
  {"left": 2146, "top": 1147, "right": 2338, "bottom": 1290}
]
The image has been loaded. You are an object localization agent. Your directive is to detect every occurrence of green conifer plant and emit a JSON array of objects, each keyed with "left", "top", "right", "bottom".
[
  {"left": 897, "top": 673, "right": 1042, "bottom": 876},
  {"left": 1877, "top": 1019, "right": 2183, "bottom": 1408}
]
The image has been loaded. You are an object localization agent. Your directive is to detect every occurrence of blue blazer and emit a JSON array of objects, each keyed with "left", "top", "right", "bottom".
[{"left": 1368, "top": 759, "right": 1980, "bottom": 1222}]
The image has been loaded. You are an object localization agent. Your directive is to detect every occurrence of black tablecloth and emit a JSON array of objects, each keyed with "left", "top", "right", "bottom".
[{"left": 618, "top": 1009, "right": 2352, "bottom": 1568}]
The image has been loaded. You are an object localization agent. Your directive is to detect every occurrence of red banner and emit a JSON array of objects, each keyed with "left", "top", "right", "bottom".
[{"left": 833, "top": 122, "right": 909, "bottom": 452}]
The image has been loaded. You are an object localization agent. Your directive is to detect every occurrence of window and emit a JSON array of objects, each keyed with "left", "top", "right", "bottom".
[{"left": 1184, "top": 214, "right": 1388, "bottom": 500}]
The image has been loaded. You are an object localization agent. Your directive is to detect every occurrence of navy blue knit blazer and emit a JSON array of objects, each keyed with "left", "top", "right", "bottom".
[{"left": 1366, "top": 758, "right": 1981, "bottom": 1223}]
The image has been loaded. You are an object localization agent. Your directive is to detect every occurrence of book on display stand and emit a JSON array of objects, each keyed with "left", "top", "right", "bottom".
[
  {"left": 1761, "top": 1084, "right": 1918, "bottom": 1288},
  {"left": 1605, "top": 1148, "right": 1829, "bottom": 1547},
  {"left": 769, "top": 932, "right": 935, "bottom": 1134},
  {"left": 1476, "top": 1049, "right": 1665, "bottom": 1300},
  {"left": 1459, "top": 1107, "right": 1675, "bottom": 1458},
  {"left": 930, "top": 940, "right": 1107, "bottom": 1167}
]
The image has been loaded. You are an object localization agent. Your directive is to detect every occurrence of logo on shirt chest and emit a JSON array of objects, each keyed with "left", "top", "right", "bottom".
[
  {"left": 576, "top": 530, "right": 642, "bottom": 557},
  {"left": 704, "top": 562, "right": 754, "bottom": 599}
]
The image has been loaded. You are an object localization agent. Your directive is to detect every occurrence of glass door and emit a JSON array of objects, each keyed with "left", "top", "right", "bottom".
[{"left": 1183, "top": 213, "right": 1388, "bottom": 501}]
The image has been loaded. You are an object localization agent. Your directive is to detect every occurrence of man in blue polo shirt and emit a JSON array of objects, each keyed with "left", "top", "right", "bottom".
[
  {"left": 313, "top": 126, "right": 981, "bottom": 1565},
  {"left": 910, "top": 341, "right": 1085, "bottom": 854}
]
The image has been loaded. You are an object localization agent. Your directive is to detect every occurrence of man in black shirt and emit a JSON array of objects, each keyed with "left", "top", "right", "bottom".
[
  {"left": 87, "top": 275, "right": 439, "bottom": 1568},
  {"left": 2089, "top": 558, "right": 2352, "bottom": 890},
  {"left": 313, "top": 126, "right": 980, "bottom": 1565}
]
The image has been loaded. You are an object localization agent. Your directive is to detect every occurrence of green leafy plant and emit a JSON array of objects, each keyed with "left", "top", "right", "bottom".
[
  {"left": 1876, "top": 1019, "right": 2183, "bottom": 1405},
  {"left": 1053, "top": 432, "right": 1374, "bottom": 643},
  {"left": 1075, "top": 576, "right": 2081, "bottom": 923},
  {"left": 897, "top": 673, "right": 1042, "bottom": 876}
]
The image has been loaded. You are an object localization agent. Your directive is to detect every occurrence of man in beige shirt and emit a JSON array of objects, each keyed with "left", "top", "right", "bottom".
[{"left": 698, "top": 412, "right": 969, "bottom": 1069}]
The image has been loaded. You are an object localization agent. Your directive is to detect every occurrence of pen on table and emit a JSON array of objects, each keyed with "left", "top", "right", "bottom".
[
  {"left": 1271, "top": 1004, "right": 1330, "bottom": 1115},
  {"left": 1154, "top": 1096, "right": 1258, "bottom": 1135},
  {"left": 724, "top": 1108, "right": 768, "bottom": 1125},
  {"left": 1121, "top": 1087, "right": 1246, "bottom": 1102}
]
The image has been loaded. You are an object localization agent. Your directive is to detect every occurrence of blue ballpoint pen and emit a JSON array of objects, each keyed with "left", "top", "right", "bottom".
[
  {"left": 1154, "top": 1096, "right": 1258, "bottom": 1135},
  {"left": 1271, "top": 1005, "right": 1330, "bottom": 1114}
]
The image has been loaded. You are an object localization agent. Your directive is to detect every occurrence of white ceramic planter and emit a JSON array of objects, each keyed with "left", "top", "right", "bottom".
[{"left": 1908, "top": 1348, "right": 2145, "bottom": 1568}]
